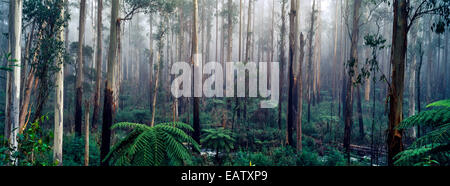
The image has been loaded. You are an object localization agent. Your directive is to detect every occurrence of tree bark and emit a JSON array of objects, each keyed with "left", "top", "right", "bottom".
[
  {"left": 297, "top": 33, "right": 305, "bottom": 152},
  {"left": 100, "top": 0, "right": 119, "bottom": 166},
  {"left": 387, "top": 0, "right": 407, "bottom": 166},
  {"left": 287, "top": 0, "right": 298, "bottom": 147},
  {"left": 192, "top": 0, "right": 201, "bottom": 144},
  {"left": 225, "top": 0, "right": 233, "bottom": 128},
  {"left": 357, "top": 85, "right": 364, "bottom": 140},
  {"left": 151, "top": 52, "right": 161, "bottom": 127},
  {"left": 306, "top": 0, "right": 316, "bottom": 123},
  {"left": 75, "top": 0, "right": 87, "bottom": 137},
  {"left": 343, "top": 0, "right": 361, "bottom": 165},
  {"left": 84, "top": 102, "right": 90, "bottom": 166},
  {"left": 92, "top": 0, "right": 103, "bottom": 131},
  {"left": 278, "top": 0, "right": 286, "bottom": 131},
  {"left": 53, "top": 1, "right": 65, "bottom": 166},
  {"left": 332, "top": 0, "right": 339, "bottom": 100},
  {"left": 8, "top": 0, "right": 23, "bottom": 164}
]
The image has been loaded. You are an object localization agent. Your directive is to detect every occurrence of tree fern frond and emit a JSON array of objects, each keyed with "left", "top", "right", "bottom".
[
  {"left": 394, "top": 143, "right": 450, "bottom": 166},
  {"left": 398, "top": 108, "right": 450, "bottom": 129},
  {"left": 411, "top": 123, "right": 450, "bottom": 148},
  {"left": 105, "top": 122, "right": 198, "bottom": 166},
  {"left": 112, "top": 122, "right": 152, "bottom": 131},
  {"left": 426, "top": 99, "right": 450, "bottom": 108},
  {"left": 395, "top": 99, "right": 450, "bottom": 166}
]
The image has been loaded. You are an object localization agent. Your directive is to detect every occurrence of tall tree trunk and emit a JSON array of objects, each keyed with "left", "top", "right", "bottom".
[
  {"left": 151, "top": 51, "right": 162, "bottom": 127},
  {"left": 332, "top": 0, "right": 339, "bottom": 100},
  {"left": 278, "top": 0, "right": 286, "bottom": 131},
  {"left": 76, "top": 0, "right": 87, "bottom": 137},
  {"left": 5, "top": 60, "right": 11, "bottom": 140},
  {"left": 314, "top": 0, "right": 321, "bottom": 104},
  {"left": 343, "top": 0, "right": 361, "bottom": 165},
  {"left": 387, "top": 0, "right": 407, "bottom": 166},
  {"left": 444, "top": 29, "right": 448, "bottom": 98},
  {"left": 84, "top": 102, "right": 90, "bottom": 166},
  {"left": 357, "top": 85, "right": 364, "bottom": 140},
  {"left": 100, "top": 0, "right": 119, "bottom": 166},
  {"left": 177, "top": 10, "right": 184, "bottom": 117},
  {"left": 192, "top": 0, "right": 201, "bottom": 144},
  {"left": 364, "top": 49, "right": 371, "bottom": 101},
  {"left": 215, "top": 0, "right": 219, "bottom": 62},
  {"left": 54, "top": 1, "right": 65, "bottom": 166},
  {"left": 416, "top": 47, "right": 423, "bottom": 137},
  {"left": 287, "top": 0, "right": 298, "bottom": 147},
  {"left": 235, "top": 0, "right": 242, "bottom": 125},
  {"left": 297, "top": 33, "right": 305, "bottom": 152},
  {"left": 8, "top": 0, "right": 23, "bottom": 164},
  {"left": 306, "top": 0, "right": 316, "bottom": 123},
  {"left": 425, "top": 17, "right": 433, "bottom": 103},
  {"left": 92, "top": 0, "right": 103, "bottom": 131},
  {"left": 225, "top": 0, "right": 233, "bottom": 128}
]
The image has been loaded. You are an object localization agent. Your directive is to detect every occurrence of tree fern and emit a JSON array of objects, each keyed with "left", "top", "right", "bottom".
[
  {"left": 201, "top": 128, "right": 235, "bottom": 156},
  {"left": 104, "top": 122, "right": 200, "bottom": 166},
  {"left": 394, "top": 100, "right": 450, "bottom": 166}
]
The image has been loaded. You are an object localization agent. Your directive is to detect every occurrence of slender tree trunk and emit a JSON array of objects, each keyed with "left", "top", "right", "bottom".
[
  {"left": 192, "top": 0, "right": 201, "bottom": 144},
  {"left": 426, "top": 17, "right": 433, "bottom": 103},
  {"left": 387, "top": 0, "right": 407, "bottom": 166},
  {"left": 306, "top": 0, "right": 316, "bottom": 123},
  {"left": 53, "top": 1, "right": 65, "bottom": 166},
  {"left": 314, "top": 0, "right": 321, "bottom": 104},
  {"left": 278, "top": 0, "right": 286, "bottom": 131},
  {"left": 287, "top": 0, "right": 298, "bottom": 147},
  {"left": 76, "top": 0, "right": 87, "bottom": 137},
  {"left": 5, "top": 55, "right": 11, "bottom": 141},
  {"left": 297, "top": 33, "right": 305, "bottom": 152},
  {"left": 84, "top": 102, "right": 90, "bottom": 166},
  {"left": 343, "top": 0, "right": 361, "bottom": 165},
  {"left": 215, "top": 0, "right": 219, "bottom": 62},
  {"left": 177, "top": 10, "right": 184, "bottom": 117},
  {"left": 8, "top": 0, "right": 22, "bottom": 164},
  {"left": 100, "top": 0, "right": 119, "bottom": 166},
  {"left": 332, "top": 0, "right": 339, "bottom": 100},
  {"left": 444, "top": 30, "right": 448, "bottom": 98},
  {"left": 416, "top": 45, "right": 423, "bottom": 137},
  {"left": 151, "top": 52, "right": 161, "bottom": 127},
  {"left": 92, "top": 0, "right": 103, "bottom": 131},
  {"left": 357, "top": 85, "right": 364, "bottom": 140},
  {"left": 235, "top": 0, "right": 242, "bottom": 126},
  {"left": 225, "top": 0, "right": 233, "bottom": 128}
]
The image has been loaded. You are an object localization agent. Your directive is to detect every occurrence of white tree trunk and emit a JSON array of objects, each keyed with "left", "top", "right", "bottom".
[
  {"left": 8, "top": 0, "right": 22, "bottom": 164},
  {"left": 53, "top": 4, "right": 65, "bottom": 166}
]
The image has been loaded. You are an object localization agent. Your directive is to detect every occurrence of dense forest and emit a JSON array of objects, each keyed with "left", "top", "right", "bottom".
[{"left": 0, "top": 0, "right": 449, "bottom": 167}]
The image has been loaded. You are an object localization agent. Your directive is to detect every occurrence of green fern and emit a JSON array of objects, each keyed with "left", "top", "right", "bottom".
[
  {"left": 104, "top": 122, "right": 200, "bottom": 166},
  {"left": 394, "top": 100, "right": 450, "bottom": 166},
  {"left": 426, "top": 100, "right": 450, "bottom": 108},
  {"left": 201, "top": 128, "right": 235, "bottom": 155}
]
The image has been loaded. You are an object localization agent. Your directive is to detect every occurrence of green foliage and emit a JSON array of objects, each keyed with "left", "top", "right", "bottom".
[
  {"left": 62, "top": 134, "right": 101, "bottom": 166},
  {"left": 105, "top": 122, "right": 200, "bottom": 166},
  {"left": 1, "top": 115, "right": 55, "bottom": 166},
  {"left": 201, "top": 128, "right": 235, "bottom": 154},
  {"left": 395, "top": 100, "right": 450, "bottom": 166},
  {"left": 23, "top": 0, "right": 69, "bottom": 121},
  {"left": 1, "top": 53, "right": 16, "bottom": 71},
  {"left": 272, "top": 146, "right": 301, "bottom": 166},
  {"left": 357, "top": 33, "right": 387, "bottom": 85},
  {"left": 231, "top": 151, "right": 273, "bottom": 166},
  {"left": 323, "top": 148, "right": 347, "bottom": 166},
  {"left": 296, "top": 147, "right": 322, "bottom": 166},
  {"left": 115, "top": 109, "right": 152, "bottom": 124}
]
